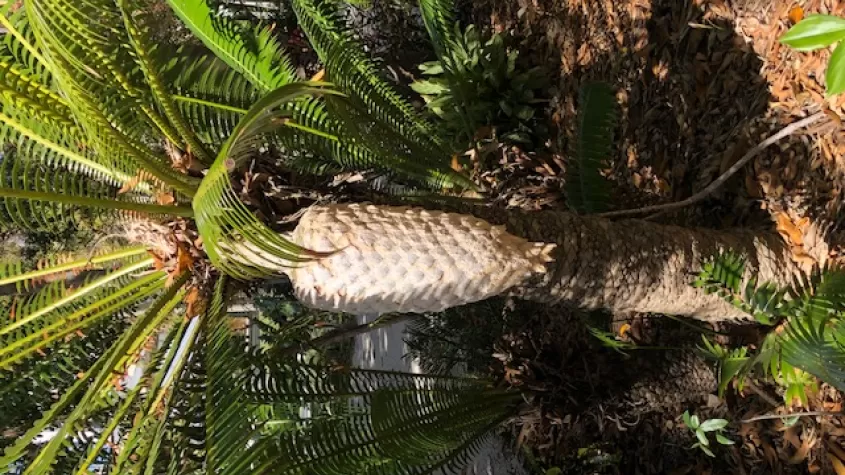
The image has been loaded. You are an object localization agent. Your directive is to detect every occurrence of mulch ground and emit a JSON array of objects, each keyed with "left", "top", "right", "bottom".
[{"left": 451, "top": 0, "right": 845, "bottom": 473}]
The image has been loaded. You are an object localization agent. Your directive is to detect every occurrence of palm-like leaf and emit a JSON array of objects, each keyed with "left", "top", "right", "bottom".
[
  {"left": 566, "top": 82, "right": 617, "bottom": 214},
  {"left": 696, "top": 252, "right": 845, "bottom": 397},
  {"left": 2, "top": 0, "right": 515, "bottom": 472}
]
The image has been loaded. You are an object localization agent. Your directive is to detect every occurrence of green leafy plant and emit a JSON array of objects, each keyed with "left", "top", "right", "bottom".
[
  {"left": 411, "top": 24, "right": 549, "bottom": 147},
  {"left": 694, "top": 251, "right": 845, "bottom": 405},
  {"left": 0, "top": 0, "right": 521, "bottom": 471},
  {"left": 781, "top": 14, "right": 845, "bottom": 95},
  {"left": 681, "top": 411, "right": 734, "bottom": 458}
]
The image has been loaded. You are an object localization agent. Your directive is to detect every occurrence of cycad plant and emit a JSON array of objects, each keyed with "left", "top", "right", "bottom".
[
  {"left": 0, "top": 0, "right": 828, "bottom": 471},
  {"left": 0, "top": 0, "right": 520, "bottom": 471}
]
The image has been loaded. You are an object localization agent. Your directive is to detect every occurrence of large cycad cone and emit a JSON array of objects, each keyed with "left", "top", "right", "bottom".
[{"left": 289, "top": 204, "right": 555, "bottom": 315}]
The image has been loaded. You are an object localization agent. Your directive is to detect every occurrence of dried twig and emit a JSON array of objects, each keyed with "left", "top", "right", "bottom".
[
  {"left": 744, "top": 379, "right": 781, "bottom": 408},
  {"left": 597, "top": 112, "right": 826, "bottom": 219},
  {"left": 741, "top": 411, "right": 843, "bottom": 423}
]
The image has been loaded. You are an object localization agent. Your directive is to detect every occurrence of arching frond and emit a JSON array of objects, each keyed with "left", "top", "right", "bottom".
[
  {"left": 0, "top": 318, "right": 128, "bottom": 457},
  {"left": 0, "top": 245, "right": 148, "bottom": 294},
  {"left": 291, "top": 0, "right": 449, "bottom": 155},
  {"left": 164, "top": 50, "right": 259, "bottom": 149},
  {"left": 165, "top": 0, "right": 296, "bottom": 92},
  {"left": 25, "top": 0, "right": 201, "bottom": 197},
  {"left": 0, "top": 150, "right": 192, "bottom": 235},
  {"left": 0, "top": 260, "right": 162, "bottom": 371},
  {"left": 194, "top": 83, "right": 341, "bottom": 279},
  {"left": 418, "top": 0, "right": 457, "bottom": 60},
  {"left": 113, "top": 316, "right": 199, "bottom": 474},
  {"left": 117, "top": 0, "right": 214, "bottom": 165},
  {"left": 695, "top": 252, "right": 845, "bottom": 397}
]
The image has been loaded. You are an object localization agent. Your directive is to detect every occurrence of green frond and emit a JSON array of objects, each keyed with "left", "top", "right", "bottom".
[
  {"left": 291, "top": 0, "right": 450, "bottom": 156},
  {"left": 0, "top": 318, "right": 128, "bottom": 457},
  {"left": 244, "top": 358, "right": 517, "bottom": 474},
  {"left": 0, "top": 90, "right": 134, "bottom": 186},
  {"left": 165, "top": 0, "right": 296, "bottom": 92},
  {"left": 0, "top": 260, "right": 163, "bottom": 371},
  {"left": 695, "top": 253, "right": 845, "bottom": 396},
  {"left": 418, "top": 0, "right": 457, "bottom": 60},
  {"left": 117, "top": 0, "right": 214, "bottom": 164},
  {"left": 698, "top": 336, "right": 750, "bottom": 396},
  {"left": 194, "top": 83, "right": 339, "bottom": 279},
  {"left": 780, "top": 312, "right": 845, "bottom": 392},
  {"left": 0, "top": 150, "right": 193, "bottom": 234},
  {"left": 566, "top": 82, "right": 618, "bottom": 214},
  {"left": 0, "top": 244, "right": 148, "bottom": 293},
  {"left": 25, "top": 0, "right": 201, "bottom": 196},
  {"left": 114, "top": 316, "right": 198, "bottom": 474},
  {"left": 163, "top": 50, "right": 259, "bottom": 148},
  {"left": 202, "top": 276, "right": 266, "bottom": 474},
  {"left": 75, "top": 319, "right": 188, "bottom": 474},
  {"left": 0, "top": 3, "right": 51, "bottom": 81},
  {"left": 22, "top": 272, "right": 189, "bottom": 474}
]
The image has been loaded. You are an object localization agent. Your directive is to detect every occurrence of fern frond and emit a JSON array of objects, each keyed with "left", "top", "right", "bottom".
[
  {"left": 203, "top": 276, "right": 274, "bottom": 474},
  {"left": 25, "top": 0, "right": 201, "bottom": 196},
  {"left": 0, "top": 245, "right": 148, "bottom": 293},
  {"left": 75, "top": 319, "right": 187, "bottom": 474},
  {"left": 115, "top": 316, "right": 198, "bottom": 474},
  {"left": 0, "top": 318, "right": 128, "bottom": 458},
  {"left": 247, "top": 359, "right": 517, "bottom": 474},
  {"left": 780, "top": 313, "right": 845, "bottom": 392},
  {"left": 163, "top": 50, "right": 259, "bottom": 148},
  {"left": 0, "top": 262, "right": 163, "bottom": 371},
  {"left": 566, "top": 82, "right": 617, "bottom": 214},
  {"left": 165, "top": 0, "right": 296, "bottom": 92}
]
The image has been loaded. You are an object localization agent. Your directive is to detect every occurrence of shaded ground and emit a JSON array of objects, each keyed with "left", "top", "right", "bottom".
[{"left": 440, "top": 0, "right": 845, "bottom": 473}]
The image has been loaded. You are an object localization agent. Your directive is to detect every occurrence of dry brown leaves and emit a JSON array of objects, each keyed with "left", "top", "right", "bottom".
[{"left": 734, "top": 0, "right": 845, "bottom": 219}]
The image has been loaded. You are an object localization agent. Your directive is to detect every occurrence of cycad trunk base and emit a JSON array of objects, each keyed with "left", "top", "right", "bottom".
[{"left": 286, "top": 204, "right": 804, "bottom": 322}]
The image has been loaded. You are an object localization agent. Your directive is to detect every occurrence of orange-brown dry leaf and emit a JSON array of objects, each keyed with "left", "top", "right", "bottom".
[
  {"left": 830, "top": 453, "right": 845, "bottom": 475},
  {"left": 450, "top": 154, "right": 463, "bottom": 172},
  {"left": 155, "top": 192, "right": 176, "bottom": 206},
  {"left": 185, "top": 287, "right": 206, "bottom": 319},
  {"left": 788, "top": 6, "right": 804, "bottom": 24},
  {"left": 791, "top": 246, "right": 817, "bottom": 268},
  {"left": 117, "top": 173, "right": 142, "bottom": 195},
  {"left": 776, "top": 212, "right": 804, "bottom": 247},
  {"left": 310, "top": 69, "right": 326, "bottom": 82},
  {"left": 167, "top": 243, "right": 195, "bottom": 287},
  {"left": 147, "top": 250, "right": 166, "bottom": 270},
  {"left": 788, "top": 429, "right": 817, "bottom": 464}
]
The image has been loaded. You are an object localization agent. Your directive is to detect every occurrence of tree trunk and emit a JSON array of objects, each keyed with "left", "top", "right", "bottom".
[
  {"left": 285, "top": 204, "right": 804, "bottom": 322},
  {"left": 463, "top": 206, "right": 804, "bottom": 322}
]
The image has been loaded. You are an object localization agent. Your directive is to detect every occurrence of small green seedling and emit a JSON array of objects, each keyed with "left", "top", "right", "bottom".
[{"left": 682, "top": 411, "right": 735, "bottom": 457}]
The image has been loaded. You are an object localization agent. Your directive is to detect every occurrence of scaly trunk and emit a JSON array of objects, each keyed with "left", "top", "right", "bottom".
[
  {"left": 467, "top": 206, "right": 805, "bottom": 322},
  {"left": 285, "top": 204, "right": 804, "bottom": 321}
]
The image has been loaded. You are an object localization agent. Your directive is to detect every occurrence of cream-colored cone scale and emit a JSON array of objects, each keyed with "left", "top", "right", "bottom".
[{"left": 287, "top": 204, "right": 555, "bottom": 315}]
